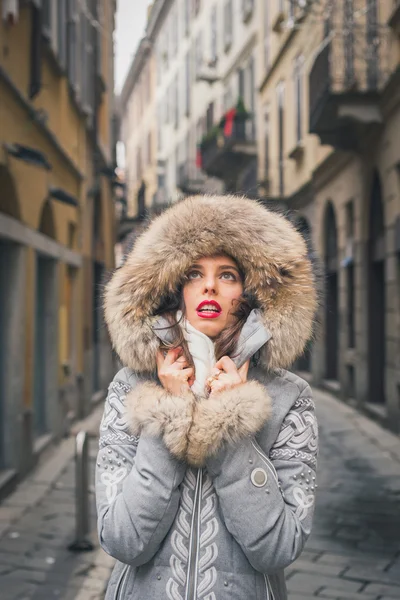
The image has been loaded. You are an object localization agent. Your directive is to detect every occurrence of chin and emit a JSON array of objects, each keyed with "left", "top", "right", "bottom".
[{"left": 194, "top": 319, "right": 224, "bottom": 338}]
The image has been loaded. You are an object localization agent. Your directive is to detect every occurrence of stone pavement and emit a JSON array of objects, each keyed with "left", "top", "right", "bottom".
[
  {"left": 287, "top": 387, "right": 400, "bottom": 600},
  {"left": 0, "top": 386, "right": 399, "bottom": 600},
  {"left": 0, "top": 403, "right": 115, "bottom": 600}
]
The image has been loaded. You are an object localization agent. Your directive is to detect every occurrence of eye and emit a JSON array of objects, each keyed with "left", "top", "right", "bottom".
[
  {"left": 221, "top": 271, "right": 236, "bottom": 281},
  {"left": 187, "top": 270, "right": 202, "bottom": 280}
]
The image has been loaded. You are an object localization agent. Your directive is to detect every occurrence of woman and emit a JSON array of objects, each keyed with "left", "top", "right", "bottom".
[{"left": 97, "top": 194, "right": 318, "bottom": 600}]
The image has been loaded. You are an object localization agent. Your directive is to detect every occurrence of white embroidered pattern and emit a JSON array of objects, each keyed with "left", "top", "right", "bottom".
[
  {"left": 99, "top": 382, "right": 141, "bottom": 447},
  {"left": 269, "top": 448, "right": 317, "bottom": 470},
  {"left": 100, "top": 467, "right": 128, "bottom": 504},
  {"left": 293, "top": 486, "right": 314, "bottom": 521},
  {"left": 166, "top": 469, "right": 219, "bottom": 600},
  {"left": 198, "top": 472, "right": 219, "bottom": 599},
  {"left": 273, "top": 398, "right": 318, "bottom": 457}
]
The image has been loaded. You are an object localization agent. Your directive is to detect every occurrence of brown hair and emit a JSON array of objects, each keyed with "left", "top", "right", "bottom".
[{"left": 153, "top": 268, "right": 259, "bottom": 367}]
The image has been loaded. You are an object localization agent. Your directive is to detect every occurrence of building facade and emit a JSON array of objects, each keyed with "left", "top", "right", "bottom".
[
  {"left": 0, "top": 0, "right": 116, "bottom": 493},
  {"left": 258, "top": 0, "right": 400, "bottom": 432},
  {"left": 119, "top": 0, "right": 400, "bottom": 433}
]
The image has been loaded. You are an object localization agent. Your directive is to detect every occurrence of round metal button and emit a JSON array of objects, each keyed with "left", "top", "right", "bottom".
[{"left": 250, "top": 468, "right": 268, "bottom": 487}]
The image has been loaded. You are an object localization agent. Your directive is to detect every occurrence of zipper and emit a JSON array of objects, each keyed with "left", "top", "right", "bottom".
[
  {"left": 185, "top": 468, "right": 203, "bottom": 600},
  {"left": 264, "top": 574, "right": 275, "bottom": 600},
  {"left": 114, "top": 564, "right": 130, "bottom": 600}
]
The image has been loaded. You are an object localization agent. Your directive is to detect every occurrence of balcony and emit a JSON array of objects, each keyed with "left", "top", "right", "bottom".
[
  {"left": 177, "top": 161, "right": 207, "bottom": 195},
  {"left": 309, "top": 28, "right": 390, "bottom": 150},
  {"left": 200, "top": 114, "right": 257, "bottom": 189}
]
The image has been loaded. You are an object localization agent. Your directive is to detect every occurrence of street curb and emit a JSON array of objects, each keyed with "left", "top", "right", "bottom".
[{"left": 0, "top": 403, "right": 105, "bottom": 540}]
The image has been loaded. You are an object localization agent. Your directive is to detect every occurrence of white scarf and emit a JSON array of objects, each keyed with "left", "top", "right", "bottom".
[{"left": 177, "top": 311, "right": 216, "bottom": 398}]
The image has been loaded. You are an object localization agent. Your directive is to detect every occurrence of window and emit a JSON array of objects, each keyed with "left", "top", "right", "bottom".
[
  {"left": 264, "top": 2, "right": 270, "bottom": 69},
  {"left": 210, "top": 5, "right": 218, "bottom": 65},
  {"left": 241, "top": 0, "right": 254, "bottom": 22},
  {"left": 206, "top": 102, "right": 214, "bottom": 132},
  {"left": 276, "top": 81, "right": 285, "bottom": 197},
  {"left": 29, "top": 1, "right": 43, "bottom": 99},
  {"left": 195, "top": 32, "right": 203, "bottom": 79},
  {"left": 174, "top": 75, "right": 179, "bottom": 129},
  {"left": 58, "top": 0, "right": 68, "bottom": 69},
  {"left": 224, "top": 0, "right": 233, "bottom": 51},
  {"left": 185, "top": 51, "right": 191, "bottom": 116},
  {"left": 67, "top": 0, "right": 79, "bottom": 91},
  {"left": 171, "top": 6, "right": 178, "bottom": 57},
  {"left": 293, "top": 55, "right": 304, "bottom": 144},
  {"left": 264, "top": 105, "right": 270, "bottom": 185},
  {"left": 184, "top": 0, "right": 190, "bottom": 35}
]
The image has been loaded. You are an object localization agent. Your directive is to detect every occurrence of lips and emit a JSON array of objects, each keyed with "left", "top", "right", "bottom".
[{"left": 196, "top": 300, "right": 222, "bottom": 319}]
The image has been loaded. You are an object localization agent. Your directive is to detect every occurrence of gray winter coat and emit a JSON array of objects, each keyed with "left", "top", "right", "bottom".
[{"left": 97, "top": 195, "right": 319, "bottom": 599}]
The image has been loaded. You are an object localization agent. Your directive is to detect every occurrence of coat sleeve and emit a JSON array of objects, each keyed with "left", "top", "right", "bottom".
[
  {"left": 205, "top": 384, "right": 318, "bottom": 574},
  {"left": 95, "top": 368, "right": 187, "bottom": 566}
]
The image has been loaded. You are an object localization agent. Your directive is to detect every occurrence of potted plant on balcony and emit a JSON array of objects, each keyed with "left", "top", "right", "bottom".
[{"left": 219, "top": 97, "right": 251, "bottom": 141}]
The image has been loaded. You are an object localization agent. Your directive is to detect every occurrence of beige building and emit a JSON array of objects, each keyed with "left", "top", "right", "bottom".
[
  {"left": 257, "top": 0, "right": 400, "bottom": 432},
  {"left": 0, "top": 0, "right": 116, "bottom": 491}
]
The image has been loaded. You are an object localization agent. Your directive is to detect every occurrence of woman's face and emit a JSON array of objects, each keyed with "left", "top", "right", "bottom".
[{"left": 183, "top": 255, "right": 244, "bottom": 338}]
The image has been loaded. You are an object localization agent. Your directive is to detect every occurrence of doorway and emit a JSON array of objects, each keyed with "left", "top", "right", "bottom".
[
  {"left": 33, "top": 254, "right": 57, "bottom": 438},
  {"left": 367, "top": 173, "right": 385, "bottom": 404},
  {"left": 324, "top": 203, "right": 339, "bottom": 381}
]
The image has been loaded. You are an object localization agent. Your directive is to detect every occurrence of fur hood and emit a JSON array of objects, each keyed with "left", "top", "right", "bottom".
[{"left": 104, "top": 194, "right": 317, "bottom": 374}]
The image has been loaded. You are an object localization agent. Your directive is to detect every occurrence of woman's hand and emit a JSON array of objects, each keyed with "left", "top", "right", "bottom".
[
  {"left": 156, "top": 347, "right": 195, "bottom": 396},
  {"left": 207, "top": 357, "right": 250, "bottom": 395}
]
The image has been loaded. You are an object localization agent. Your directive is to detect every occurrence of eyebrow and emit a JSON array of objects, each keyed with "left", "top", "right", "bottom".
[{"left": 190, "top": 264, "right": 240, "bottom": 273}]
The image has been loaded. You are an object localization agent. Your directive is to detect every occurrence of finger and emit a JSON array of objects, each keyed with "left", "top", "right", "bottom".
[
  {"left": 181, "top": 367, "right": 194, "bottom": 380},
  {"left": 215, "top": 356, "right": 237, "bottom": 374},
  {"left": 238, "top": 360, "right": 250, "bottom": 382},
  {"left": 163, "top": 347, "right": 183, "bottom": 366},
  {"left": 156, "top": 350, "right": 165, "bottom": 371}
]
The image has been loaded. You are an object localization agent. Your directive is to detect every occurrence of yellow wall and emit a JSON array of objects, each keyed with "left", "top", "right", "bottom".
[{"left": 0, "top": 0, "right": 116, "bottom": 412}]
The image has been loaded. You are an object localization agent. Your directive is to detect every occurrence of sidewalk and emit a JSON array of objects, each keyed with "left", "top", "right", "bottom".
[
  {"left": 287, "top": 387, "right": 400, "bottom": 600},
  {"left": 0, "top": 404, "right": 115, "bottom": 600},
  {"left": 0, "top": 386, "right": 399, "bottom": 599}
]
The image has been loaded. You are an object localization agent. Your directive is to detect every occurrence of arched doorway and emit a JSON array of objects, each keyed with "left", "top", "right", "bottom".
[
  {"left": 34, "top": 200, "right": 58, "bottom": 437},
  {"left": 92, "top": 193, "right": 105, "bottom": 393},
  {"left": 324, "top": 202, "right": 339, "bottom": 381},
  {"left": 367, "top": 172, "right": 385, "bottom": 404},
  {"left": 0, "top": 167, "right": 22, "bottom": 468},
  {"left": 296, "top": 216, "right": 313, "bottom": 372}
]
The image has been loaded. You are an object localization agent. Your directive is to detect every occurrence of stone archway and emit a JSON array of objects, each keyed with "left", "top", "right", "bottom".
[
  {"left": 324, "top": 202, "right": 339, "bottom": 381},
  {"left": 367, "top": 172, "right": 385, "bottom": 404},
  {"left": 0, "top": 166, "right": 21, "bottom": 220},
  {"left": 38, "top": 200, "right": 56, "bottom": 239},
  {"left": 296, "top": 216, "right": 313, "bottom": 372}
]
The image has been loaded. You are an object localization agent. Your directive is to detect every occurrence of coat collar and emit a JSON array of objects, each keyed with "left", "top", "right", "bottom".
[{"left": 152, "top": 309, "right": 271, "bottom": 369}]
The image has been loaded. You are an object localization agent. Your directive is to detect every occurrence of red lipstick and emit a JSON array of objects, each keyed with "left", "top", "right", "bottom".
[{"left": 196, "top": 300, "right": 222, "bottom": 319}]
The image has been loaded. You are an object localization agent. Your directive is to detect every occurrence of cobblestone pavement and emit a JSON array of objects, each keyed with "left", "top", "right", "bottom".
[
  {"left": 287, "top": 387, "right": 400, "bottom": 600},
  {"left": 0, "top": 404, "right": 115, "bottom": 600},
  {"left": 0, "top": 387, "right": 399, "bottom": 599}
]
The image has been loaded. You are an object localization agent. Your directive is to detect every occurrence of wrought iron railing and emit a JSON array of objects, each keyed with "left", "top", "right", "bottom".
[{"left": 309, "top": 26, "right": 391, "bottom": 126}]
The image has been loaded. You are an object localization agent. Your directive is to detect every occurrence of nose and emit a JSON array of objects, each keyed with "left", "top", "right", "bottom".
[{"left": 202, "top": 274, "right": 217, "bottom": 295}]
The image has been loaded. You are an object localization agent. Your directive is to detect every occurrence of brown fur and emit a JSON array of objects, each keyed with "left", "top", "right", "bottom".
[
  {"left": 186, "top": 381, "right": 272, "bottom": 466},
  {"left": 125, "top": 382, "right": 195, "bottom": 460},
  {"left": 125, "top": 380, "right": 272, "bottom": 466},
  {"left": 104, "top": 194, "right": 317, "bottom": 374}
]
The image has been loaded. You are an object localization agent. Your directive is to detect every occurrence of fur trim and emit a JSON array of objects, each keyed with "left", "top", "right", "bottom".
[
  {"left": 125, "top": 382, "right": 195, "bottom": 461},
  {"left": 105, "top": 195, "right": 317, "bottom": 372},
  {"left": 186, "top": 381, "right": 272, "bottom": 467}
]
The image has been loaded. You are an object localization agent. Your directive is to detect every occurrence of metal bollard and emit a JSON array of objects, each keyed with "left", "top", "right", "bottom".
[{"left": 68, "top": 430, "right": 94, "bottom": 552}]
